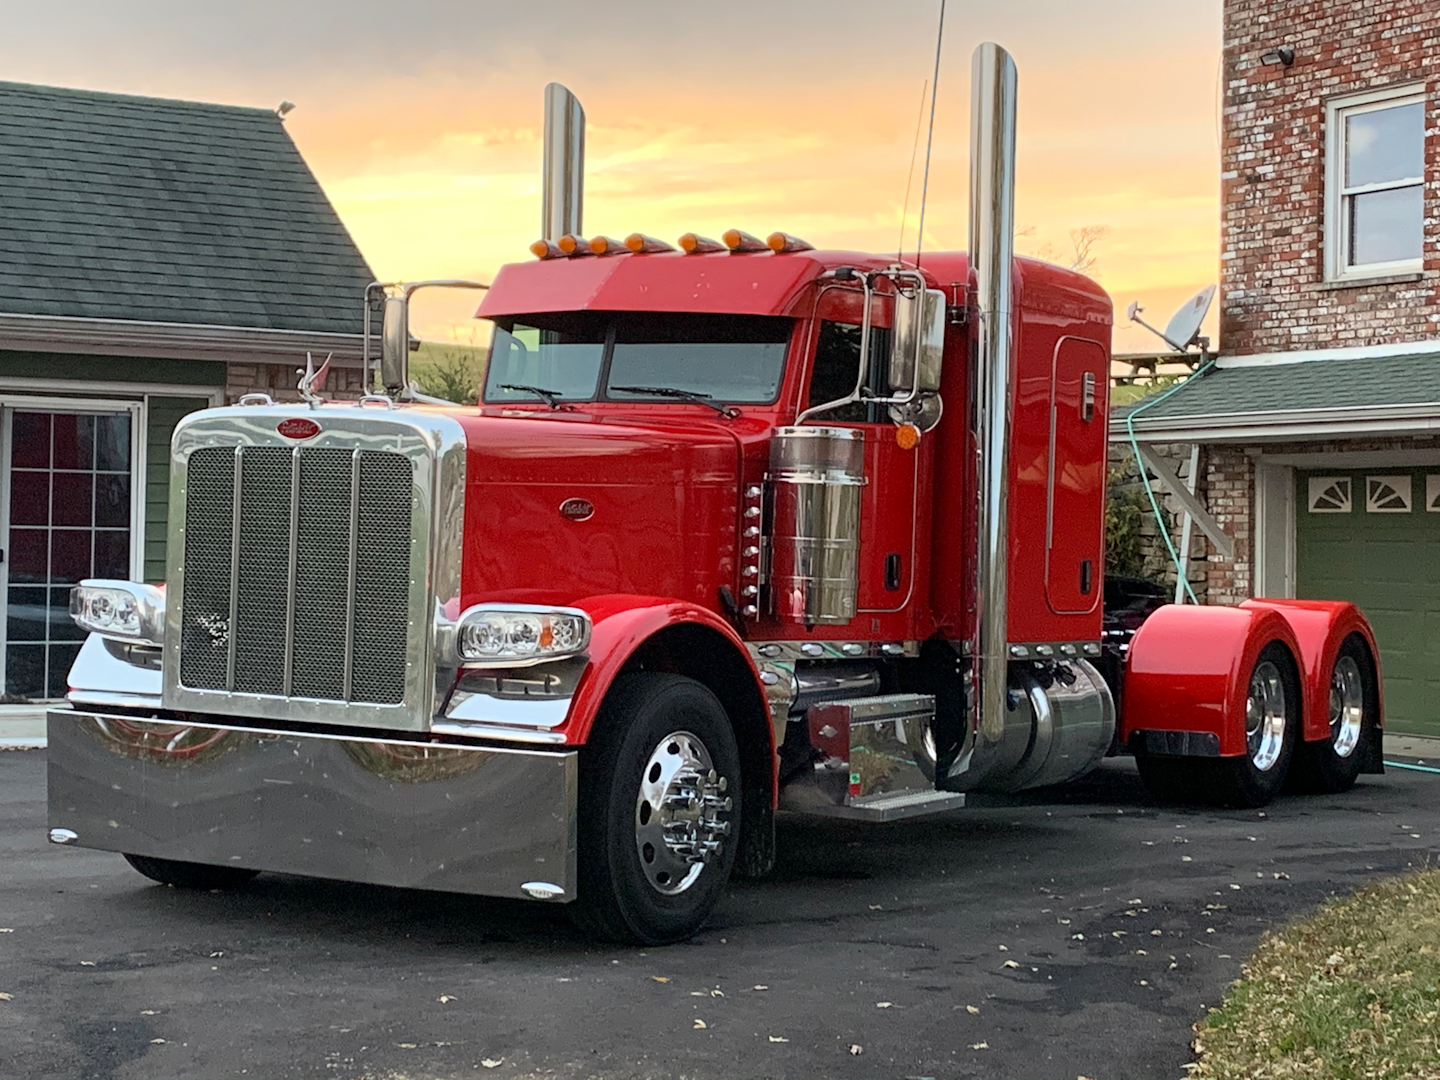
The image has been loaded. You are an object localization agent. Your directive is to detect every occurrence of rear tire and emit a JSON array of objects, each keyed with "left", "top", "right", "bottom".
[
  {"left": 1292, "top": 635, "right": 1377, "bottom": 794},
  {"left": 1209, "top": 642, "right": 1299, "bottom": 808},
  {"left": 123, "top": 853, "right": 259, "bottom": 890},
  {"left": 571, "top": 673, "right": 741, "bottom": 945}
]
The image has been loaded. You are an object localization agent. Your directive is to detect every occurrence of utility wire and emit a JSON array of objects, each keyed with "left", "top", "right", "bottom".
[{"left": 897, "top": 79, "right": 929, "bottom": 265}]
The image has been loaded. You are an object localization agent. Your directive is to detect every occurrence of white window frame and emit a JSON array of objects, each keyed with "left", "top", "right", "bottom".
[{"left": 1324, "top": 83, "right": 1427, "bottom": 283}]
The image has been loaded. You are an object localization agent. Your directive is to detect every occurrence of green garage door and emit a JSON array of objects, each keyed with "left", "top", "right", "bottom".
[{"left": 1296, "top": 469, "right": 1440, "bottom": 737}]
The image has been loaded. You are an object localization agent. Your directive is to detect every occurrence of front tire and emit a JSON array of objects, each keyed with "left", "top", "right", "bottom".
[
  {"left": 123, "top": 853, "right": 259, "bottom": 890},
  {"left": 572, "top": 673, "right": 741, "bottom": 945},
  {"left": 1292, "top": 635, "right": 1377, "bottom": 794},
  {"left": 1209, "top": 642, "right": 1299, "bottom": 807}
]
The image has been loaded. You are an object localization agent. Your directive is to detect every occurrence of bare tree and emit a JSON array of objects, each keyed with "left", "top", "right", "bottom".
[{"left": 1067, "top": 225, "right": 1110, "bottom": 277}]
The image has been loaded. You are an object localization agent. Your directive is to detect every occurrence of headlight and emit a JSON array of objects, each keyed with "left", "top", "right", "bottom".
[
  {"left": 70, "top": 580, "right": 166, "bottom": 646},
  {"left": 455, "top": 605, "right": 590, "bottom": 664}
]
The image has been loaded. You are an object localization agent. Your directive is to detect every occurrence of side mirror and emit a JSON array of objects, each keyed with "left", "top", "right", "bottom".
[
  {"left": 380, "top": 295, "right": 410, "bottom": 392},
  {"left": 889, "top": 287, "right": 947, "bottom": 394}
]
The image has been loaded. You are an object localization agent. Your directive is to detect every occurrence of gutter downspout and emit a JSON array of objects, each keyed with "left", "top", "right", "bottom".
[{"left": 968, "top": 41, "right": 1019, "bottom": 746}]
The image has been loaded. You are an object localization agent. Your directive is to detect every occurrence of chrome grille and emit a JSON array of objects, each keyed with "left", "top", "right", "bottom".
[{"left": 177, "top": 443, "right": 415, "bottom": 706}]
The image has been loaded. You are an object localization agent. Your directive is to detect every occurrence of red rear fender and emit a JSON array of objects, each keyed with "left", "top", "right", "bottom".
[
  {"left": 1122, "top": 604, "right": 1303, "bottom": 757},
  {"left": 1240, "top": 599, "right": 1383, "bottom": 742}
]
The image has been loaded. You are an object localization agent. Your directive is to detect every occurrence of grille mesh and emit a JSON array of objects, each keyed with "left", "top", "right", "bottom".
[
  {"left": 178, "top": 442, "right": 416, "bottom": 706},
  {"left": 350, "top": 453, "right": 414, "bottom": 705},
  {"left": 177, "top": 447, "right": 235, "bottom": 690}
]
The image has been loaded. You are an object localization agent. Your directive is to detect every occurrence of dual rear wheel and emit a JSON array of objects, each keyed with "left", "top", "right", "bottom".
[{"left": 1136, "top": 637, "right": 1377, "bottom": 807}]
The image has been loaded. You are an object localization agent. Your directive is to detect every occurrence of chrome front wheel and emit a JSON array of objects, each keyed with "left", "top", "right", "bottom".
[{"left": 634, "top": 731, "right": 732, "bottom": 896}]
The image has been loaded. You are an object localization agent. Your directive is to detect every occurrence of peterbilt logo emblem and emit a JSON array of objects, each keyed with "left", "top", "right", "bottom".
[
  {"left": 277, "top": 417, "right": 321, "bottom": 440},
  {"left": 559, "top": 498, "right": 595, "bottom": 522}
]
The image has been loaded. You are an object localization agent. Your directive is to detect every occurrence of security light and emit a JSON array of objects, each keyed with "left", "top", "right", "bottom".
[{"left": 1260, "top": 46, "right": 1295, "bottom": 67}]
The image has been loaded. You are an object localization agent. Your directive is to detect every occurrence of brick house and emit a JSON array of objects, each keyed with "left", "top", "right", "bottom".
[
  {"left": 1122, "top": 0, "right": 1440, "bottom": 736},
  {"left": 0, "top": 82, "right": 374, "bottom": 709}
]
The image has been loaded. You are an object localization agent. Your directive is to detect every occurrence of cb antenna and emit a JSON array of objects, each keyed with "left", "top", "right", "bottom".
[
  {"left": 913, "top": 0, "right": 947, "bottom": 268},
  {"left": 896, "top": 79, "right": 929, "bottom": 266}
]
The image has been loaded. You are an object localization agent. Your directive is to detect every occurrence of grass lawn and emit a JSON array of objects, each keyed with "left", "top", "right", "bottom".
[{"left": 1190, "top": 868, "right": 1440, "bottom": 1079}]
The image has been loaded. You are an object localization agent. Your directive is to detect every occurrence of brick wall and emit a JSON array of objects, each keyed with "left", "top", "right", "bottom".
[
  {"left": 225, "top": 361, "right": 368, "bottom": 404},
  {"left": 1221, "top": 0, "right": 1440, "bottom": 355}
]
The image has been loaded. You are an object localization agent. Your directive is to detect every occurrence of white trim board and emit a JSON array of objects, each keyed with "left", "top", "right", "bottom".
[
  {"left": 0, "top": 377, "right": 225, "bottom": 406},
  {"left": 1218, "top": 338, "right": 1440, "bottom": 370}
]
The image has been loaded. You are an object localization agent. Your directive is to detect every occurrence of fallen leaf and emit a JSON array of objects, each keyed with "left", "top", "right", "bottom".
[
  {"left": 651, "top": 976, "right": 670, "bottom": 983},
  {"left": 849, "top": 1044, "right": 863, "bottom": 1055},
  {"left": 397, "top": 1043, "right": 417, "bottom": 1049},
  {"left": 1071, "top": 933, "right": 1085, "bottom": 941},
  {"left": 79, "top": 960, "right": 96, "bottom": 967},
  {"left": 690, "top": 991, "right": 705, "bottom": 997},
  {"left": 876, "top": 1001, "right": 893, "bottom": 1008},
  {"left": 0, "top": 929, "right": 13, "bottom": 933},
  {"left": 868, "top": 904, "right": 883, "bottom": 910},
  {"left": 481, "top": 1058, "right": 503, "bottom": 1069},
  {"left": 1181, "top": 856, "right": 1193, "bottom": 862},
  {"left": 768, "top": 1035, "right": 788, "bottom": 1043},
  {"left": 710, "top": 989, "right": 724, "bottom": 998},
  {"left": 1151, "top": 930, "right": 1163, "bottom": 937},
  {"left": 139, "top": 1010, "right": 157, "bottom": 1015},
  {"left": 966, "top": 1005, "right": 980, "bottom": 1015},
  {"left": 752, "top": 985, "right": 769, "bottom": 991},
  {"left": 209, "top": 951, "right": 224, "bottom": 958},
  {"left": 970, "top": 1041, "right": 990, "bottom": 1050},
  {"left": 1002, "top": 960, "right": 1020, "bottom": 969},
  {"left": 151, "top": 1039, "right": 166, "bottom": 1045},
  {"left": 438, "top": 995, "right": 457, "bottom": 1004},
  {"left": 997, "top": 944, "right": 1008, "bottom": 951},
  {"left": 693, "top": 1019, "right": 707, "bottom": 1029},
  {"left": 0, "top": 993, "right": 12, "bottom": 1002}
]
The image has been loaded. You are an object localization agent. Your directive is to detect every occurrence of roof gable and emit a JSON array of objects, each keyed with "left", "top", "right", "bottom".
[{"left": 0, "top": 81, "right": 373, "bottom": 334}]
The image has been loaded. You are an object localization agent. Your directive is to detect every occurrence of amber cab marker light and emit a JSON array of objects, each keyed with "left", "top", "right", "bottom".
[
  {"left": 626, "top": 233, "right": 677, "bottom": 253},
  {"left": 530, "top": 239, "right": 564, "bottom": 259},
  {"left": 896, "top": 422, "right": 922, "bottom": 451},
  {"left": 557, "top": 234, "right": 595, "bottom": 256},
  {"left": 588, "top": 235, "right": 629, "bottom": 255},
  {"left": 767, "top": 232, "right": 815, "bottom": 254},
  {"left": 723, "top": 228, "right": 769, "bottom": 253},
  {"left": 679, "top": 233, "right": 726, "bottom": 254}
]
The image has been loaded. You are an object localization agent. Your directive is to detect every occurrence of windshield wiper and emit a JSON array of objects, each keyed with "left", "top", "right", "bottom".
[
  {"left": 609, "top": 385, "right": 739, "bottom": 419},
  {"left": 498, "top": 384, "right": 564, "bottom": 410}
]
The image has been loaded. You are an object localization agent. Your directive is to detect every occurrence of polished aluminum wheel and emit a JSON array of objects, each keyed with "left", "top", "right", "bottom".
[
  {"left": 634, "top": 730, "right": 732, "bottom": 896},
  {"left": 1245, "top": 660, "right": 1287, "bottom": 772},
  {"left": 1329, "top": 655, "right": 1365, "bottom": 758}
]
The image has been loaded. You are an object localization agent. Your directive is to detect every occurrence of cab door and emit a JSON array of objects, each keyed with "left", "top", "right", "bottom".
[
  {"left": 799, "top": 317, "right": 922, "bottom": 615},
  {"left": 1044, "top": 336, "right": 1107, "bottom": 614}
]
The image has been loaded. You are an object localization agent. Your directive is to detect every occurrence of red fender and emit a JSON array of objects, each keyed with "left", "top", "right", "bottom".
[
  {"left": 556, "top": 595, "right": 774, "bottom": 798},
  {"left": 1240, "top": 599, "right": 1384, "bottom": 743},
  {"left": 1122, "top": 604, "right": 1303, "bottom": 757}
]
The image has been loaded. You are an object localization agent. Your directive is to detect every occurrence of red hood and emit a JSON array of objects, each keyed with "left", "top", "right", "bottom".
[{"left": 450, "top": 409, "right": 749, "bottom": 611}]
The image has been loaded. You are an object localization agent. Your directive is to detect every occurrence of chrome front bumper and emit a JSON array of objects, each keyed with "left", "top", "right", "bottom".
[{"left": 47, "top": 708, "right": 577, "bottom": 901}]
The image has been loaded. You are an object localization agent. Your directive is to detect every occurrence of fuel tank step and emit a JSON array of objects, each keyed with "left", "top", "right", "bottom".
[{"left": 778, "top": 693, "right": 965, "bottom": 821}]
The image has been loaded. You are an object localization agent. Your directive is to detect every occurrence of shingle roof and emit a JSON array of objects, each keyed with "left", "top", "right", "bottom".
[
  {"left": 0, "top": 81, "right": 374, "bottom": 334},
  {"left": 1117, "top": 350, "right": 1440, "bottom": 431}
]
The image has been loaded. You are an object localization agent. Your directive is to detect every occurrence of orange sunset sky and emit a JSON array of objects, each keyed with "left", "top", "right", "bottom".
[{"left": 3, "top": 0, "right": 1223, "bottom": 353}]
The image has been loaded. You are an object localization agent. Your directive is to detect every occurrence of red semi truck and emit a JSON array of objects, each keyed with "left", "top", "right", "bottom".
[{"left": 47, "top": 45, "right": 1382, "bottom": 944}]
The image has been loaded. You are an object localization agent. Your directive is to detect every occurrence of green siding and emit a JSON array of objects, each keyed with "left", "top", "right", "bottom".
[
  {"left": 0, "top": 350, "right": 225, "bottom": 387},
  {"left": 1295, "top": 468, "right": 1440, "bottom": 738},
  {"left": 144, "top": 396, "right": 210, "bottom": 583}
]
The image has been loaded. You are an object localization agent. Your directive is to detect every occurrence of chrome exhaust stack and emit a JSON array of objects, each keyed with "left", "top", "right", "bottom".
[
  {"left": 968, "top": 41, "right": 1019, "bottom": 748},
  {"left": 542, "top": 83, "right": 585, "bottom": 241}
]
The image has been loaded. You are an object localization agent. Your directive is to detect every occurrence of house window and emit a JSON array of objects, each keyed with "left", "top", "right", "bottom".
[{"left": 1326, "top": 86, "right": 1426, "bottom": 280}]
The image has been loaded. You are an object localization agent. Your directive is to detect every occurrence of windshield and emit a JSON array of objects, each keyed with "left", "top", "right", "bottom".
[{"left": 482, "top": 312, "right": 791, "bottom": 406}]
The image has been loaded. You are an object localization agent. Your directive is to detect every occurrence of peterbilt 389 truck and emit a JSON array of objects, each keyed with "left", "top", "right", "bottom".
[{"left": 47, "top": 45, "right": 1383, "bottom": 944}]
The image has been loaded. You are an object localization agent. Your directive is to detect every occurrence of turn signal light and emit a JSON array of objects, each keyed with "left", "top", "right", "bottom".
[
  {"left": 679, "top": 233, "right": 726, "bottom": 254},
  {"left": 588, "top": 235, "right": 629, "bottom": 255},
  {"left": 767, "top": 232, "right": 814, "bottom": 253},
  {"left": 626, "top": 233, "right": 676, "bottom": 253},
  {"left": 723, "top": 229, "right": 769, "bottom": 253},
  {"left": 557, "top": 234, "right": 595, "bottom": 256},
  {"left": 530, "top": 239, "right": 564, "bottom": 259}
]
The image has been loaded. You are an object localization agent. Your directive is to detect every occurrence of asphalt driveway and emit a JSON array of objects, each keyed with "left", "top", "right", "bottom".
[{"left": 1, "top": 747, "right": 1436, "bottom": 1080}]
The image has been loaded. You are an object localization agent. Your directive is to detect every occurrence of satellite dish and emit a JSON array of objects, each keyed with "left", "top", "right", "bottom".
[
  {"left": 1161, "top": 285, "right": 1216, "bottom": 351},
  {"left": 1127, "top": 284, "right": 1216, "bottom": 352}
]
